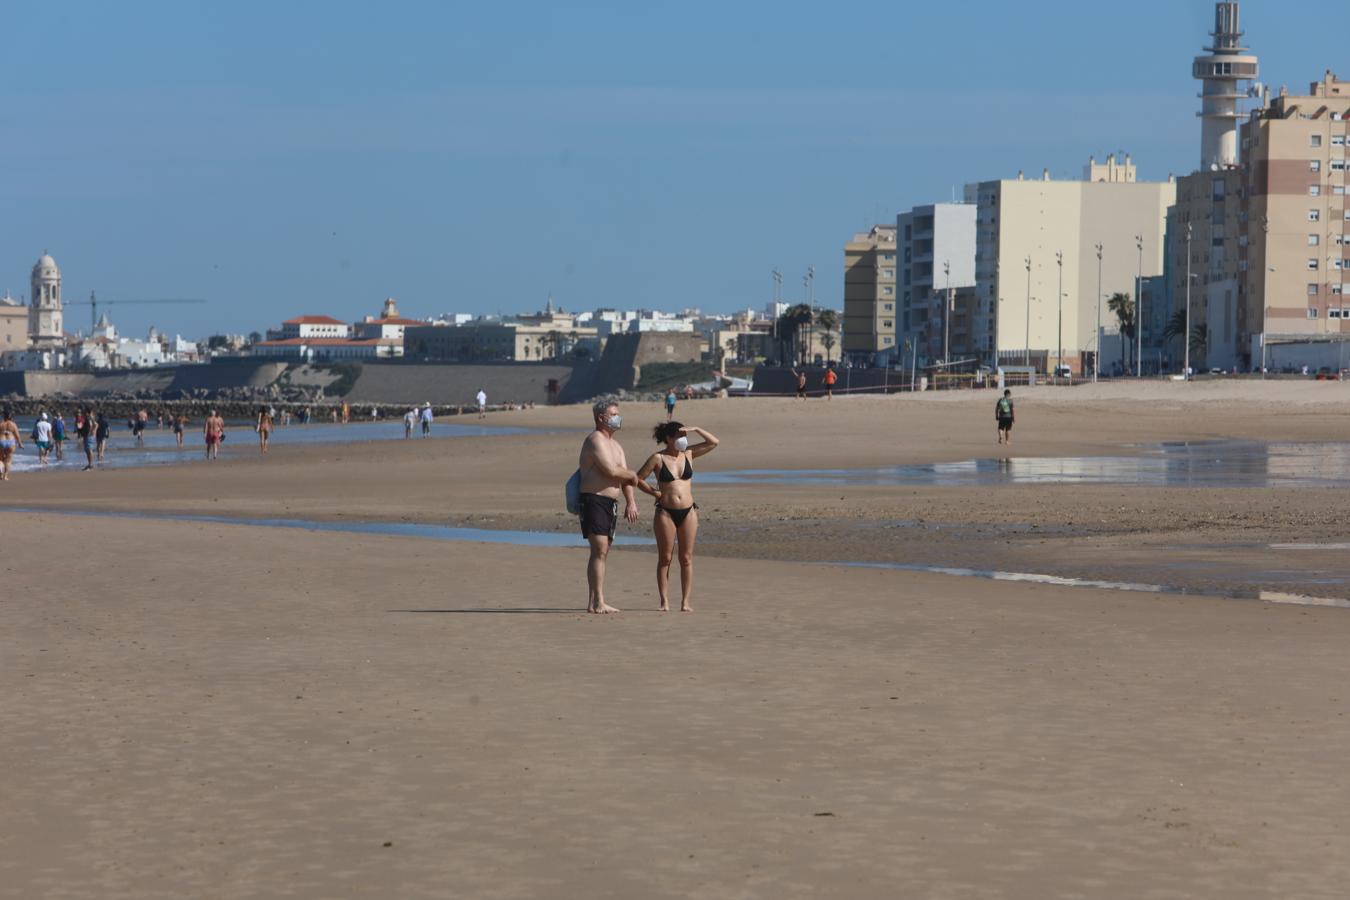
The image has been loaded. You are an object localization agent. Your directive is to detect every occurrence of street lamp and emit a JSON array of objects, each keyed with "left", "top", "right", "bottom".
[
  {"left": 1184, "top": 223, "right": 1193, "bottom": 380},
  {"left": 1056, "top": 250, "right": 1064, "bottom": 376},
  {"left": 942, "top": 260, "right": 951, "bottom": 365},
  {"left": 1024, "top": 255, "right": 1032, "bottom": 368},
  {"left": 1094, "top": 243, "right": 1103, "bottom": 383},
  {"left": 1135, "top": 234, "right": 1144, "bottom": 377}
]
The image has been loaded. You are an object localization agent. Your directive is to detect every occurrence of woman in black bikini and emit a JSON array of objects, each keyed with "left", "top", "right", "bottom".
[{"left": 636, "top": 421, "right": 720, "bottom": 612}]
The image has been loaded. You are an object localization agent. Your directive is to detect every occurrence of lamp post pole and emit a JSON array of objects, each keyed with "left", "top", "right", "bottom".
[
  {"left": 1024, "top": 255, "right": 1032, "bottom": 369},
  {"left": 1135, "top": 234, "right": 1144, "bottom": 377},
  {"left": 1184, "top": 224, "right": 1193, "bottom": 380},
  {"left": 942, "top": 260, "right": 951, "bottom": 366},
  {"left": 1056, "top": 250, "right": 1064, "bottom": 376},
  {"left": 1094, "top": 243, "right": 1103, "bottom": 382}
]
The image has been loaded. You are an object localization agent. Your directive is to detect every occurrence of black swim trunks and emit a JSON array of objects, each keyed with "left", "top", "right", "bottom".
[
  {"left": 998, "top": 417, "right": 1014, "bottom": 431},
  {"left": 579, "top": 493, "right": 619, "bottom": 540}
]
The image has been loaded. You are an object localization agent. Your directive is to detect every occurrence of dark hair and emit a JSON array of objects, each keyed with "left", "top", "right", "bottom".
[
  {"left": 653, "top": 421, "right": 684, "bottom": 444},
  {"left": 1003, "top": 389, "right": 1011, "bottom": 396}
]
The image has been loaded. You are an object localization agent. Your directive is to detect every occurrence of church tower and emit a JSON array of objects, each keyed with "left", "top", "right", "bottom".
[{"left": 29, "top": 251, "right": 65, "bottom": 347}]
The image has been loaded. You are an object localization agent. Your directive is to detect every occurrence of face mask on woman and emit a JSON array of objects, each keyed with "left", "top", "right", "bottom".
[{"left": 675, "top": 436, "right": 689, "bottom": 452}]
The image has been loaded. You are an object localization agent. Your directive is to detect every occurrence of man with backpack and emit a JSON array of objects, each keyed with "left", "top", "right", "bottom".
[{"left": 995, "top": 389, "right": 1015, "bottom": 445}]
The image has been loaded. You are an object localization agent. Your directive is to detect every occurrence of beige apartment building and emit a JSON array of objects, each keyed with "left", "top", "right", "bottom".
[
  {"left": 842, "top": 225, "right": 897, "bottom": 359},
  {"left": 966, "top": 156, "right": 1175, "bottom": 374},
  {"left": 1242, "top": 72, "right": 1350, "bottom": 368},
  {"left": 0, "top": 293, "right": 28, "bottom": 351}
]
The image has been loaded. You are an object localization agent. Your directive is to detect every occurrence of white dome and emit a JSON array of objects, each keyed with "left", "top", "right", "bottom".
[{"left": 33, "top": 252, "right": 59, "bottom": 275}]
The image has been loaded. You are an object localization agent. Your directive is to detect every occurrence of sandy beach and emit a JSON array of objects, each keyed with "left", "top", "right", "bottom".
[{"left": 5, "top": 380, "right": 1350, "bottom": 897}]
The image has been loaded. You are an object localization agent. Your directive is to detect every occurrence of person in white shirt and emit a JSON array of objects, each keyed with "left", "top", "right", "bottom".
[
  {"left": 403, "top": 408, "right": 417, "bottom": 439},
  {"left": 420, "top": 403, "right": 433, "bottom": 436},
  {"left": 34, "top": 412, "right": 54, "bottom": 466},
  {"left": 476, "top": 389, "right": 487, "bottom": 419}
]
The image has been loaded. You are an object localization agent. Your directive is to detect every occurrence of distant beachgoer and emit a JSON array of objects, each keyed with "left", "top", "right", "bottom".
[
  {"left": 476, "top": 388, "right": 487, "bottom": 419},
  {"left": 34, "top": 413, "right": 53, "bottom": 466},
  {"left": 403, "top": 407, "right": 417, "bottom": 439},
  {"left": 257, "top": 405, "right": 273, "bottom": 454},
  {"left": 823, "top": 366, "right": 838, "bottom": 400},
  {"left": 996, "top": 389, "right": 1015, "bottom": 445},
  {"left": 204, "top": 409, "right": 225, "bottom": 460},
  {"left": 0, "top": 409, "right": 23, "bottom": 480},
  {"left": 577, "top": 399, "right": 640, "bottom": 614},
  {"left": 664, "top": 390, "right": 677, "bottom": 421},
  {"left": 77, "top": 409, "right": 95, "bottom": 470},
  {"left": 53, "top": 413, "right": 66, "bottom": 461},
  {"left": 95, "top": 412, "right": 110, "bottom": 462},
  {"left": 173, "top": 414, "right": 187, "bottom": 448},
  {"left": 341, "top": 402, "right": 350, "bottom": 424},
  {"left": 421, "top": 403, "right": 433, "bottom": 436},
  {"left": 132, "top": 412, "right": 146, "bottom": 447},
  {"left": 636, "top": 421, "right": 720, "bottom": 613},
  {"left": 792, "top": 368, "right": 807, "bottom": 399},
  {"left": 371, "top": 406, "right": 379, "bottom": 422}
]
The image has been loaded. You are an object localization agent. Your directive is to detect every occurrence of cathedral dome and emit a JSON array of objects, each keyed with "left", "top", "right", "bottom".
[{"left": 33, "top": 252, "right": 60, "bottom": 276}]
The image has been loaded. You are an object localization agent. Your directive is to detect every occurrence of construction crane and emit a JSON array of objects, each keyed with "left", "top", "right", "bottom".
[{"left": 66, "top": 292, "right": 207, "bottom": 333}]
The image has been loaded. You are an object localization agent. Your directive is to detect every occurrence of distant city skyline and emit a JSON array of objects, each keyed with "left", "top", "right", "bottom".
[{"left": 2, "top": 0, "right": 1346, "bottom": 338}]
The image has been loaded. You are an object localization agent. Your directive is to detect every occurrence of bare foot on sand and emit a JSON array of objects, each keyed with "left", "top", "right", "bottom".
[
  {"left": 659, "top": 603, "right": 669, "bottom": 612},
  {"left": 589, "top": 603, "right": 621, "bottom": 614},
  {"left": 680, "top": 604, "right": 693, "bottom": 613}
]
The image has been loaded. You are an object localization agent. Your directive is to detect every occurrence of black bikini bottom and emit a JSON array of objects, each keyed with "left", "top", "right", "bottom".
[{"left": 656, "top": 503, "right": 699, "bottom": 527}]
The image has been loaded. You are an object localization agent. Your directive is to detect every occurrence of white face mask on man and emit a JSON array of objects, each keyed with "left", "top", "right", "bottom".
[
  {"left": 675, "top": 436, "right": 689, "bottom": 452},
  {"left": 605, "top": 414, "right": 622, "bottom": 431}
]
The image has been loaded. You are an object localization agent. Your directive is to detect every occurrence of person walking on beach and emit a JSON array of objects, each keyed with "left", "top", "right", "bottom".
[
  {"left": 0, "top": 409, "right": 24, "bottom": 480},
  {"left": 95, "top": 412, "right": 110, "bottom": 462},
  {"left": 401, "top": 407, "right": 416, "bottom": 439},
  {"left": 33, "top": 412, "right": 54, "bottom": 467},
  {"left": 792, "top": 368, "right": 807, "bottom": 399},
  {"left": 664, "top": 389, "right": 677, "bottom": 421},
  {"left": 577, "top": 399, "right": 640, "bottom": 614},
  {"left": 341, "top": 402, "right": 350, "bottom": 425},
  {"left": 204, "top": 409, "right": 225, "bottom": 460},
  {"left": 476, "top": 388, "right": 488, "bottom": 419},
  {"left": 256, "top": 405, "right": 273, "bottom": 454},
  {"left": 636, "top": 421, "right": 720, "bottom": 613},
  {"left": 53, "top": 413, "right": 66, "bottom": 461},
  {"left": 996, "top": 389, "right": 1015, "bottom": 445},
  {"left": 823, "top": 366, "right": 838, "bottom": 400},
  {"left": 421, "top": 402, "right": 433, "bottom": 436},
  {"left": 77, "top": 409, "right": 95, "bottom": 470},
  {"left": 174, "top": 414, "right": 187, "bottom": 448}
]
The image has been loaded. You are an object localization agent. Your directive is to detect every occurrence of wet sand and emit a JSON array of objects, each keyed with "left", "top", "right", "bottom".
[{"left": 5, "top": 380, "right": 1350, "bottom": 896}]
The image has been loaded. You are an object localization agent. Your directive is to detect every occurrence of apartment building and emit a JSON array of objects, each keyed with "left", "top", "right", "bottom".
[
  {"left": 966, "top": 156, "right": 1175, "bottom": 374},
  {"left": 895, "top": 204, "right": 976, "bottom": 366},
  {"left": 842, "top": 225, "right": 897, "bottom": 361},
  {"left": 1242, "top": 72, "right": 1350, "bottom": 369},
  {"left": 1168, "top": 168, "right": 1245, "bottom": 371}
]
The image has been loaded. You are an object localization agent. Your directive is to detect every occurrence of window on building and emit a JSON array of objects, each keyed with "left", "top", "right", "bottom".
[
  {"left": 1309, "top": 283, "right": 1321, "bottom": 295},
  {"left": 1310, "top": 234, "right": 1322, "bottom": 246},
  {"left": 1308, "top": 308, "right": 1320, "bottom": 319},
  {"left": 1333, "top": 136, "right": 1346, "bottom": 146},
  {"left": 883, "top": 303, "right": 893, "bottom": 311},
  {"left": 1309, "top": 258, "right": 1320, "bottom": 270},
  {"left": 1212, "top": 179, "right": 1226, "bottom": 200},
  {"left": 1310, "top": 209, "right": 1322, "bottom": 222},
  {"left": 882, "top": 337, "right": 893, "bottom": 346},
  {"left": 1335, "top": 259, "right": 1345, "bottom": 270},
  {"left": 883, "top": 253, "right": 894, "bottom": 262},
  {"left": 1312, "top": 134, "right": 1324, "bottom": 148},
  {"left": 1311, "top": 160, "right": 1323, "bottom": 172},
  {"left": 1310, "top": 184, "right": 1322, "bottom": 196},
  {"left": 883, "top": 269, "right": 895, "bottom": 279},
  {"left": 1332, "top": 309, "right": 1342, "bottom": 319},
  {"left": 1332, "top": 160, "right": 1347, "bottom": 171},
  {"left": 1334, "top": 284, "right": 1344, "bottom": 295},
  {"left": 1336, "top": 186, "right": 1347, "bottom": 196},
  {"left": 882, "top": 286, "right": 894, "bottom": 296}
]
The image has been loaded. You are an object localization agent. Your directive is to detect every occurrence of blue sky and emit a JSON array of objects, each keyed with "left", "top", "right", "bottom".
[{"left": 1, "top": 1, "right": 1344, "bottom": 338}]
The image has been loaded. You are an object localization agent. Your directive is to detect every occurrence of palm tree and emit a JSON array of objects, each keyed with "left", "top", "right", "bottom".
[
  {"left": 783, "top": 304, "right": 814, "bottom": 365},
  {"left": 1189, "top": 323, "right": 1208, "bottom": 358},
  {"left": 1106, "top": 292, "right": 1135, "bottom": 374},
  {"left": 1162, "top": 309, "right": 1188, "bottom": 370},
  {"left": 816, "top": 308, "right": 839, "bottom": 364}
]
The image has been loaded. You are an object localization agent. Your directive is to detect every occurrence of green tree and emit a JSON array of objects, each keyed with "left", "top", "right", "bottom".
[
  {"left": 816, "top": 308, "right": 839, "bottom": 363},
  {"left": 783, "top": 303, "right": 814, "bottom": 365}
]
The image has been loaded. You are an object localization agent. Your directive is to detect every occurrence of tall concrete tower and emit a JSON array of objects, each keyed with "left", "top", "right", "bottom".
[
  {"left": 1193, "top": 1, "right": 1259, "bottom": 169},
  {"left": 29, "top": 250, "right": 65, "bottom": 348}
]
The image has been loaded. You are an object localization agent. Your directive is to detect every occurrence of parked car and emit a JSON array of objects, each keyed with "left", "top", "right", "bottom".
[{"left": 1053, "top": 364, "right": 1072, "bottom": 379}]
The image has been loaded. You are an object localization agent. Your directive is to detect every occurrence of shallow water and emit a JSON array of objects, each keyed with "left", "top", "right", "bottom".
[
  {"left": 3, "top": 420, "right": 542, "bottom": 474},
  {"left": 831, "top": 560, "right": 1350, "bottom": 610},
  {"left": 703, "top": 441, "right": 1350, "bottom": 489},
  {"left": 2, "top": 507, "right": 652, "bottom": 547}
]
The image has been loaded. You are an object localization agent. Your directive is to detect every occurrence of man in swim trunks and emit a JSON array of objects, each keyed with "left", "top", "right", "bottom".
[
  {"left": 792, "top": 368, "right": 807, "bottom": 399},
  {"left": 823, "top": 366, "right": 838, "bottom": 400},
  {"left": 204, "top": 409, "right": 226, "bottom": 460},
  {"left": 0, "top": 408, "right": 23, "bottom": 481},
  {"left": 577, "top": 399, "right": 640, "bottom": 614},
  {"left": 53, "top": 413, "right": 66, "bottom": 461},
  {"left": 34, "top": 412, "right": 53, "bottom": 466},
  {"left": 996, "top": 389, "right": 1015, "bottom": 445},
  {"left": 77, "top": 408, "right": 95, "bottom": 470}
]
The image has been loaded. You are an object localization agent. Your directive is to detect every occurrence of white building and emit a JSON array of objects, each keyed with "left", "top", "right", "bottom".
[
  {"left": 352, "top": 298, "right": 423, "bottom": 343},
  {"left": 896, "top": 204, "right": 977, "bottom": 365},
  {"left": 277, "top": 315, "right": 351, "bottom": 340},
  {"left": 28, "top": 251, "right": 65, "bottom": 349}
]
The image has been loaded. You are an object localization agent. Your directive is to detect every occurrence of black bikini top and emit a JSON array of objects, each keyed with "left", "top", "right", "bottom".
[{"left": 658, "top": 455, "right": 693, "bottom": 483}]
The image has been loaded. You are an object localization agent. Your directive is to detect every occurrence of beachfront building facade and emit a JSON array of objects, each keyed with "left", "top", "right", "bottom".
[
  {"left": 352, "top": 298, "right": 422, "bottom": 343},
  {"left": 254, "top": 337, "right": 401, "bottom": 361},
  {"left": 895, "top": 204, "right": 977, "bottom": 367},
  {"left": 275, "top": 315, "right": 351, "bottom": 340},
  {"left": 966, "top": 157, "right": 1175, "bottom": 375},
  {"left": 842, "top": 225, "right": 898, "bottom": 363},
  {"left": 0, "top": 292, "right": 28, "bottom": 351},
  {"left": 403, "top": 320, "right": 600, "bottom": 362},
  {"left": 1240, "top": 72, "right": 1350, "bottom": 370}
]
